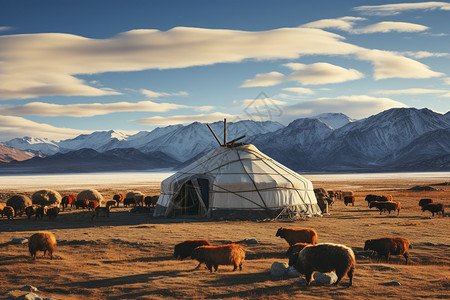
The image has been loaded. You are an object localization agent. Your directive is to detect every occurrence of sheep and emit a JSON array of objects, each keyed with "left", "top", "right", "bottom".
[
  {"left": 174, "top": 239, "right": 211, "bottom": 269},
  {"left": 285, "top": 242, "right": 310, "bottom": 257},
  {"left": 364, "top": 237, "right": 410, "bottom": 264},
  {"left": 144, "top": 196, "right": 159, "bottom": 207},
  {"left": 28, "top": 232, "right": 57, "bottom": 260},
  {"left": 91, "top": 206, "right": 110, "bottom": 220},
  {"left": 275, "top": 227, "right": 318, "bottom": 246},
  {"left": 365, "top": 194, "right": 392, "bottom": 206},
  {"left": 3, "top": 206, "right": 14, "bottom": 219},
  {"left": 369, "top": 201, "right": 401, "bottom": 215},
  {"left": 418, "top": 198, "right": 433, "bottom": 208},
  {"left": 35, "top": 206, "right": 47, "bottom": 220},
  {"left": 0, "top": 203, "right": 6, "bottom": 217},
  {"left": 25, "top": 205, "right": 41, "bottom": 219},
  {"left": 289, "top": 243, "right": 355, "bottom": 287},
  {"left": 75, "top": 199, "right": 89, "bottom": 209},
  {"left": 344, "top": 195, "right": 355, "bottom": 206},
  {"left": 341, "top": 191, "right": 354, "bottom": 197},
  {"left": 46, "top": 207, "right": 60, "bottom": 219},
  {"left": 422, "top": 203, "right": 445, "bottom": 217},
  {"left": 123, "top": 197, "right": 136, "bottom": 207},
  {"left": 106, "top": 201, "right": 116, "bottom": 210},
  {"left": 61, "top": 194, "right": 76, "bottom": 210},
  {"left": 191, "top": 244, "right": 245, "bottom": 272},
  {"left": 88, "top": 200, "right": 99, "bottom": 211},
  {"left": 113, "top": 193, "right": 125, "bottom": 206}
]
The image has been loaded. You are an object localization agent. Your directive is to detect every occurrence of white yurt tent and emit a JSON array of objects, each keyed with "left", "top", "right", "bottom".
[{"left": 154, "top": 143, "right": 321, "bottom": 219}]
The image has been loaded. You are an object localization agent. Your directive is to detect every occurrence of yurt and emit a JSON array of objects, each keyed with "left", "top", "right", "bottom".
[{"left": 154, "top": 142, "right": 321, "bottom": 219}]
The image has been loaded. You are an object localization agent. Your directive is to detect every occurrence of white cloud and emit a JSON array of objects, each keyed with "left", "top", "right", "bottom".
[
  {"left": 301, "top": 16, "right": 366, "bottom": 31},
  {"left": 240, "top": 72, "right": 285, "bottom": 87},
  {"left": 134, "top": 112, "right": 237, "bottom": 126},
  {"left": 140, "top": 89, "right": 188, "bottom": 98},
  {"left": 357, "top": 49, "right": 444, "bottom": 80},
  {"left": 282, "top": 87, "right": 315, "bottom": 95},
  {"left": 399, "top": 51, "right": 450, "bottom": 59},
  {"left": 285, "top": 62, "right": 364, "bottom": 85},
  {"left": 443, "top": 77, "right": 450, "bottom": 85},
  {"left": 0, "top": 26, "right": 13, "bottom": 31},
  {"left": 240, "top": 98, "right": 287, "bottom": 108},
  {"left": 374, "top": 88, "right": 449, "bottom": 95},
  {"left": 281, "top": 95, "right": 408, "bottom": 120},
  {"left": 0, "top": 26, "right": 442, "bottom": 99},
  {"left": 352, "top": 21, "right": 429, "bottom": 34},
  {"left": 353, "top": 2, "right": 450, "bottom": 16},
  {"left": 0, "top": 115, "right": 90, "bottom": 141},
  {"left": 0, "top": 100, "right": 190, "bottom": 117}
]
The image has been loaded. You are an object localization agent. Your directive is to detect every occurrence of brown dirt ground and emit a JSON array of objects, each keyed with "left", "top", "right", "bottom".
[{"left": 0, "top": 177, "right": 449, "bottom": 300}]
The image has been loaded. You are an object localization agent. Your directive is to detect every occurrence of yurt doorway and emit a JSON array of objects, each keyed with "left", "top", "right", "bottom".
[{"left": 171, "top": 178, "right": 209, "bottom": 217}]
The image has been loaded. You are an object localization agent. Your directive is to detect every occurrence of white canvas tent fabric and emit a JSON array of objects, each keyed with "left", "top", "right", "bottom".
[{"left": 154, "top": 144, "right": 321, "bottom": 218}]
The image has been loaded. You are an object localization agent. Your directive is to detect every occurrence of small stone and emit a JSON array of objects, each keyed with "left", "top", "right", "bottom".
[
  {"left": 20, "top": 286, "right": 39, "bottom": 292},
  {"left": 270, "top": 262, "right": 289, "bottom": 277},
  {"left": 313, "top": 272, "right": 338, "bottom": 285},
  {"left": 17, "top": 293, "right": 42, "bottom": 300},
  {"left": 383, "top": 281, "right": 401, "bottom": 286},
  {"left": 11, "top": 238, "right": 28, "bottom": 244},
  {"left": 240, "top": 238, "right": 258, "bottom": 244},
  {"left": 287, "top": 266, "right": 300, "bottom": 277}
]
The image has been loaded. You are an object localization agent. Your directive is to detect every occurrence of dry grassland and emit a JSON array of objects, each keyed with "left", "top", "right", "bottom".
[{"left": 0, "top": 177, "right": 449, "bottom": 299}]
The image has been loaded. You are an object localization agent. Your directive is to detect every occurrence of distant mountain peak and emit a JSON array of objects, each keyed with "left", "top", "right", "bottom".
[{"left": 311, "top": 112, "right": 355, "bottom": 129}]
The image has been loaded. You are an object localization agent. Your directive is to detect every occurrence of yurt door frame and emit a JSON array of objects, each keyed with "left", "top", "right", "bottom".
[{"left": 169, "top": 176, "right": 210, "bottom": 217}]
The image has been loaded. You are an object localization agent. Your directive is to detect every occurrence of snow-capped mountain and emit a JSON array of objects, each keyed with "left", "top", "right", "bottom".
[
  {"left": 312, "top": 113, "right": 354, "bottom": 129},
  {"left": 57, "top": 130, "right": 130, "bottom": 153},
  {"left": 4, "top": 136, "right": 59, "bottom": 156}
]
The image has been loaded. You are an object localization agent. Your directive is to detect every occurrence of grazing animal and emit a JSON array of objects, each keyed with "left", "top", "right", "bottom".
[
  {"left": 364, "top": 237, "right": 411, "bottom": 264},
  {"left": 46, "top": 207, "right": 60, "bottom": 219},
  {"left": 0, "top": 203, "right": 7, "bottom": 217},
  {"left": 286, "top": 242, "right": 310, "bottom": 257},
  {"left": 25, "top": 205, "right": 41, "bottom": 219},
  {"left": 123, "top": 197, "right": 136, "bottom": 207},
  {"left": 106, "top": 200, "right": 116, "bottom": 210},
  {"left": 61, "top": 194, "right": 76, "bottom": 210},
  {"left": 315, "top": 192, "right": 329, "bottom": 213},
  {"left": 88, "top": 200, "right": 99, "bottom": 211},
  {"left": 91, "top": 206, "right": 110, "bottom": 220},
  {"left": 344, "top": 195, "right": 355, "bottom": 206},
  {"left": 3, "top": 206, "right": 14, "bottom": 219},
  {"left": 418, "top": 198, "right": 433, "bottom": 208},
  {"left": 144, "top": 196, "right": 159, "bottom": 207},
  {"left": 289, "top": 243, "right": 355, "bottom": 287},
  {"left": 341, "top": 191, "right": 353, "bottom": 197},
  {"left": 422, "top": 203, "right": 445, "bottom": 217},
  {"left": 276, "top": 227, "right": 318, "bottom": 246},
  {"left": 28, "top": 232, "right": 57, "bottom": 260},
  {"left": 135, "top": 195, "right": 145, "bottom": 206},
  {"left": 113, "top": 193, "right": 125, "bottom": 206},
  {"left": 174, "top": 240, "right": 211, "bottom": 269},
  {"left": 369, "top": 201, "right": 401, "bottom": 215},
  {"left": 35, "top": 206, "right": 47, "bottom": 220},
  {"left": 365, "top": 194, "right": 392, "bottom": 206},
  {"left": 75, "top": 199, "right": 89, "bottom": 209},
  {"left": 191, "top": 244, "right": 245, "bottom": 272}
]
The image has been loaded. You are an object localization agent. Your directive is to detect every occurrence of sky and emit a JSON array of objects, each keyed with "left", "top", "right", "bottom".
[{"left": 0, "top": 0, "right": 449, "bottom": 141}]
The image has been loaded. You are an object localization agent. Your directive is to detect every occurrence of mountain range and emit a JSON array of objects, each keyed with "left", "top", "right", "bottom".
[{"left": 1, "top": 108, "right": 449, "bottom": 173}]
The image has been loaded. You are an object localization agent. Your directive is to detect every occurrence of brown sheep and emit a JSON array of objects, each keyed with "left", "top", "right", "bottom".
[
  {"left": 369, "top": 201, "right": 401, "bottom": 215},
  {"left": 285, "top": 242, "right": 310, "bottom": 257},
  {"left": 106, "top": 201, "right": 116, "bottom": 210},
  {"left": 88, "top": 200, "right": 99, "bottom": 211},
  {"left": 46, "top": 207, "right": 60, "bottom": 219},
  {"left": 25, "top": 205, "right": 41, "bottom": 219},
  {"left": 75, "top": 199, "right": 89, "bottom": 209},
  {"left": 123, "top": 197, "right": 136, "bottom": 207},
  {"left": 289, "top": 243, "right": 355, "bottom": 287},
  {"left": 0, "top": 203, "right": 7, "bottom": 218},
  {"left": 364, "top": 237, "right": 410, "bottom": 264},
  {"left": 91, "top": 206, "right": 110, "bottom": 220},
  {"left": 191, "top": 244, "right": 245, "bottom": 272},
  {"left": 422, "top": 203, "right": 445, "bottom": 217},
  {"left": 276, "top": 227, "right": 318, "bottom": 246},
  {"left": 344, "top": 195, "right": 355, "bottom": 206},
  {"left": 365, "top": 194, "right": 392, "bottom": 206},
  {"left": 3, "top": 206, "right": 14, "bottom": 219},
  {"left": 113, "top": 193, "right": 125, "bottom": 206},
  {"left": 341, "top": 191, "right": 353, "bottom": 197},
  {"left": 61, "top": 194, "right": 76, "bottom": 210},
  {"left": 35, "top": 206, "right": 47, "bottom": 220},
  {"left": 29, "top": 232, "right": 57, "bottom": 260}
]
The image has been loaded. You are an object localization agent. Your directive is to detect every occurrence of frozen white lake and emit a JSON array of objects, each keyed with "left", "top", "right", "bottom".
[{"left": 0, "top": 171, "right": 448, "bottom": 191}]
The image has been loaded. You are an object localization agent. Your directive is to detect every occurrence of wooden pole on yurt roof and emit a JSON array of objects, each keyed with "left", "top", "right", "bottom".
[
  {"left": 224, "top": 118, "right": 227, "bottom": 145},
  {"left": 206, "top": 123, "right": 222, "bottom": 146}
]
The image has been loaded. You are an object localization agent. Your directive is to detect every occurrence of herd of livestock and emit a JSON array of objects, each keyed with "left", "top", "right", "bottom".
[
  {"left": 313, "top": 188, "right": 445, "bottom": 217},
  {"left": 24, "top": 226, "right": 411, "bottom": 287}
]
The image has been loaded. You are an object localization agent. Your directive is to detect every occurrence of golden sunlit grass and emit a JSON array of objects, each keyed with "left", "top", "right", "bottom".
[{"left": 0, "top": 178, "right": 449, "bottom": 299}]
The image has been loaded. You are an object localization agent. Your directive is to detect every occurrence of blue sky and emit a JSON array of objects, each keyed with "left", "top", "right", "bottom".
[{"left": 0, "top": 0, "right": 449, "bottom": 141}]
